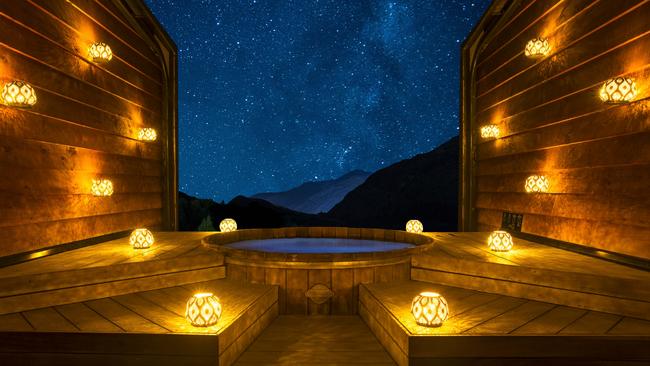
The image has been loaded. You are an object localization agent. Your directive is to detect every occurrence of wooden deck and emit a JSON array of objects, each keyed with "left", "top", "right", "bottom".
[
  {"left": 234, "top": 316, "right": 395, "bottom": 365},
  {"left": 360, "top": 280, "right": 650, "bottom": 365}
]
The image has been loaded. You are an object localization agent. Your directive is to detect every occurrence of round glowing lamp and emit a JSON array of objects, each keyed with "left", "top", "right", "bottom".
[
  {"left": 91, "top": 178, "right": 113, "bottom": 196},
  {"left": 186, "top": 293, "right": 222, "bottom": 327},
  {"left": 411, "top": 292, "right": 449, "bottom": 327},
  {"left": 487, "top": 230, "right": 513, "bottom": 252},
  {"left": 480, "top": 124, "right": 500, "bottom": 139},
  {"left": 219, "top": 218, "right": 237, "bottom": 232},
  {"left": 524, "top": 37, "right": 551, "bottom": 58},
  {"left": 137, "top": 128, "right": 157, "bottom": 141},
  {"left": 599, "top": 77, "right": 636, "bottom": 104},
  {"left": 2, "top": 81, "right": 37, "bottom": 108},
  {"left": 405, "top": 219, "right": 423, "bottom": 233},
  {"left": 88, "top": 42, "right": 113, "bottom": 63},
  {"left": 129, "top": 228, "right": 154, "bottom": 249},
  {"left": 524, "top": 175, "right": 549, "bottom": 193}
]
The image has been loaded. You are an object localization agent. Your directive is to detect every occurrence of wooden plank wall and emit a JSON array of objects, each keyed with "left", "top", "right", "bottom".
[
  {"left": 0, "top": 0, "right": 169, "bottom": 257},
  {"left": 471, "top": 0, "right": 650, "bottom": 259}
]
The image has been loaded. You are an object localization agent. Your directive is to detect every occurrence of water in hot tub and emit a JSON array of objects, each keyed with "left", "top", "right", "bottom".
[{"left": 225, "top": 238, "right": 413, "bottom": 254}]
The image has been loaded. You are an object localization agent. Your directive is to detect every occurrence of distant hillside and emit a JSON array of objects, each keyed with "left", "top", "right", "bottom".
[
  {"left": 252, "top": 170, "right": 370, "bottom": 214},
  {"left": 178, "top": 192, "right": 340, "bottom": 231},
  {"left": 327, "top": 136, "right": 458, "bottom": 231}
]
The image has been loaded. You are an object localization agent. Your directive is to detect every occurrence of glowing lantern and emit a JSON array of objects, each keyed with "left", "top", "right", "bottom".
[
  {"left": 129, "top": 228, "right": 154, "bottom": 249},
  {"left": 405, "top": 219, "right": 423, "bottom": 233},
  {"left": 88, "top": 42, "right": 113, "bottom": 63},
  {"left": 2, "top": 81, "right": 37, "bottom": 108},
  {"left": 91, "top": 179, "right": 113, "bottom": 196},
  {"left": 219, "top": 218, "right": 237, "bottom": 232},
  {"left": 411, "top": 292, "right": 449, "bottom": 327},
  {"left": 524, "top": 175, "right": 549, "bottom": 193},
  {"left": 480, "top": 124, "right": 500, "bottom": 139},
  {"left": 599, "top": 77, "right": 636, "bottom": 103},
  {"left": 186, "top": 293, "right": 221, "bottom": 327},
  {"left": 137, "top": 128, "right": 157, "bottom": 141},
  {"left": 487, "top": 230, "right": 513, "bottom": 252},
  {"left": 524, "top": 37, "right": 551, "bottom": 58}
]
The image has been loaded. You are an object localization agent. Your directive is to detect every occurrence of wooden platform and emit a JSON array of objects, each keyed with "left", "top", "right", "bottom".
[
  {"left": 0, "top": 279, "right": 278, "bottom": 365},
  {"left": 0, "top": 232, "right": 225, "bottom": 314},
  {"left": 360, "top": 280, "right": 650, "bottom": 365},
  {"left": 234, "top": 315, "right": 395, "bottom": 365},
  {"left": 413, "top": 232, "right": 650, "bottom": 319}
]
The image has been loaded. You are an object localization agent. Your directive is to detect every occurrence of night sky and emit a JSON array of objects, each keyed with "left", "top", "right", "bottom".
[{"left": 145, "top": 0, "right": 491, "bottom": 202}]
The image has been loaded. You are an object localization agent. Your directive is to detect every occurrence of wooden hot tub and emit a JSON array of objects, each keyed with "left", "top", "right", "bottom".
[{"left": 202, "top": 227, "right": 434, "bottom": 315}]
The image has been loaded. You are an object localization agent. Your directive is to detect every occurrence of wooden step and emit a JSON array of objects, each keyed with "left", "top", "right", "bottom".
[
  {"left": 359, "top": 280, "right": 650, "bottom": 366},
  {"left": 412, "top": 232, "right": 650, "bottom": 320}
]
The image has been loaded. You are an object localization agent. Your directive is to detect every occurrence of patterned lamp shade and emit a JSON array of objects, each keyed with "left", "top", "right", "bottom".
[
  {"left": 524, "top": 37, "right": 551, "bottom": 58},
  {"left": 599, "top": 77, "right": 636, "bottom": 103},
  {"left": 186, "top": 293, "right": 222, "bottom": 327},
  {"left": 219, "top": 218, "right": 237, "bottom": 232},
  {"left": 130, "top": 228, "right": 154, "bottom": 249},
  {"left": 2, "top": 81, "right": 37, "bottom": 108},
  {"left": 487, "top": 230, "right": 513, "bottom": 252},
  {"left": 411, "top": 292, "right": 449, "bottom": 327},
  {"left": 524, "top": 175, "right": 549, "bottom": 193},
  {"left": 88, "top": 42, "right": 113, "bottom": 63},
  {"left": 138, "top": 128, "right": 157, "bottom": 141},
  {"left": 405, "top": 219, "right": 424, "bottom": 233},
  {"left": 91, "top": 179, "right": 113, "bottom": 196},
  {"left": 480, "top": 124, "right": 500, "bottom": 139}
]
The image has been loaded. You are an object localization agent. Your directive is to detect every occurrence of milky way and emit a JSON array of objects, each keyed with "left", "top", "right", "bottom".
[{"left": 145, "top": 0, "right": 491, "bottom": 201}]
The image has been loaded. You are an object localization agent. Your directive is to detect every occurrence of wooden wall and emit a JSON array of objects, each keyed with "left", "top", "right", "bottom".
[
  {"left": 461, "top": 0, "right": 650, "bottom": 259},
  {"left": 0, "top": 0, "right": 177, "bottom": 257}
]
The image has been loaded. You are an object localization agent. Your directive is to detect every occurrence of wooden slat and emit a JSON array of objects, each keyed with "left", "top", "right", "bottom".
[
  {"left": 608, "top": 317, "right": 650, "bottom": 334},
  {"left": 0, "top": 313, "right": 33, "bottom": 331},
  {"left": 265, "top": 267, "right": 287, "bottom": 314},
  {"left": 465, "top": 301, "right": 555, "bottom": 334},
  {"left": 55, "top": 302, "right": 123, "bottom": 332},
  {"left": 285, "top": 269, "right": 308, "bottom": 315},
  {"left": 21, "top": 307, "right": 78, "bottom": 332},
  {"left": 307, "top": 269, "right": 330, "bottom": 315},
  {"left": 331, "top": 269, "right": 354, "bottom": 315},
  {"left": 559, "top": 311, "right": 622, "bottom": 334},
  {"left": 513, "top": 306, "right": 587, "bottom": 334}
]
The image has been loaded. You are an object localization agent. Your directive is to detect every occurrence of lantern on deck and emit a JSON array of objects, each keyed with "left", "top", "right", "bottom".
[
  {"left": 2, "top": 81, "right": 37, "bottom": 108},
  {"left": 405, "top": 219, "right": 424, "bottom": 233},
  {"left": 524, "top": 37, "right": 551, "bottom": 58},
  {"left": 88, "top": 42, "right": 113, "bottom": 63},
  {"left": 137, "top": 128, "right": 157, "bottom": 141},
  {"left": 130, "top": 228, "right": 154, "bottom": 249},
  {"left": 599, "top": 77, "right": 636, "bottom": 104},
  {"left": 186, "top": 293, "right": 221, "bottom": 327},
  {"left": 480, "top": 124, "right": 500, "bottom": 139},
  {"left": 487, "top": 230, "right": 513, "bottom": 252},
  {"left": 91, "top": 179, "right": 113, "bottom": 196},
  {"left": 219, "top": 218, "right": 237, "bottom": 232},
  {"left": 524, "top": 175, "right": 549, "bottom": 193},
  {"left": 411, "top": 292, "right": 449, "bottom": 327}
]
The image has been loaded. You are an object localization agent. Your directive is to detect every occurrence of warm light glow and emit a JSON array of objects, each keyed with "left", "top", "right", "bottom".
[
  {"left": 524, "top": 175, "right": 549, "bottom": 193},
  {"left": 219, "top": 218, "right": 237, "bottom": 232},
  {"left": 411, "top": 292, "right": 448, "bottom": 327},
  {"left": 88, "top": 42, "right": 113, "bottom": 63},
  {"left": 599, "top": 77, "right": 637, "bottom": 103},
  {"left": 2, "top": 81, "right": 37, "bottom": 108},
  {"left": 480, "top": 124, "right": 500, "bottom": 139},
  {"left": 186, "top": 293, "right": 221, "bottom": 327},
  {"left": 524, "top": 37, "right": 551, "bottom": 58},
  {"left": 405, "top": 219, "right": 423, "bottom": 233},
  {"left": 91, "top": 179, "right": 113, "bottom": 196},
  {"left": 487, "top": 230, "right": 513, "bottom": 252},
  {"left": 129, "top": 228, "right": 154, "bottom": 249},
  {"left": 138, "top": 128, "right": 157, "bottom": 141}
]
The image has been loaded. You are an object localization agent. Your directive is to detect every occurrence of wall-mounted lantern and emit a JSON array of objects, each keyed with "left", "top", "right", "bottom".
[
  {"left": 137, "top": 128, "right": 157, "bottom": 142},
  {"left": 487, "top": 230, "right": 514, "bottom": 252},
  {"left": 480, "top": 124, "right": 500, "bottom": 139},
  {"left": 91, "top": 178, "right": 114, "bottom": 196},
  {"left": 2, "top": 81, "right": 37, "bottom": 108},
  {"left": 219, "top": 218, "right": 237, "bottom": 232},
  {"left": 129, "top": 228, "right": 154, "bottom": 249},
  {"left": 88, "top": 42, "right": 113, "bottom": 63},
  {"left": 186, "top": 293, "right": 222, "bottom": 327},
  {"left": 599, "top": 77, "right": 636, "bottom": 104},
  {"left": 524, "top": 37, "right": 551, "bottom": 58},
  {"left": 411, "top": 292, "right": 449, "bottom": 327},
  {"left": 525, "top": 175, "right": 549, "bottom": 193}
]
